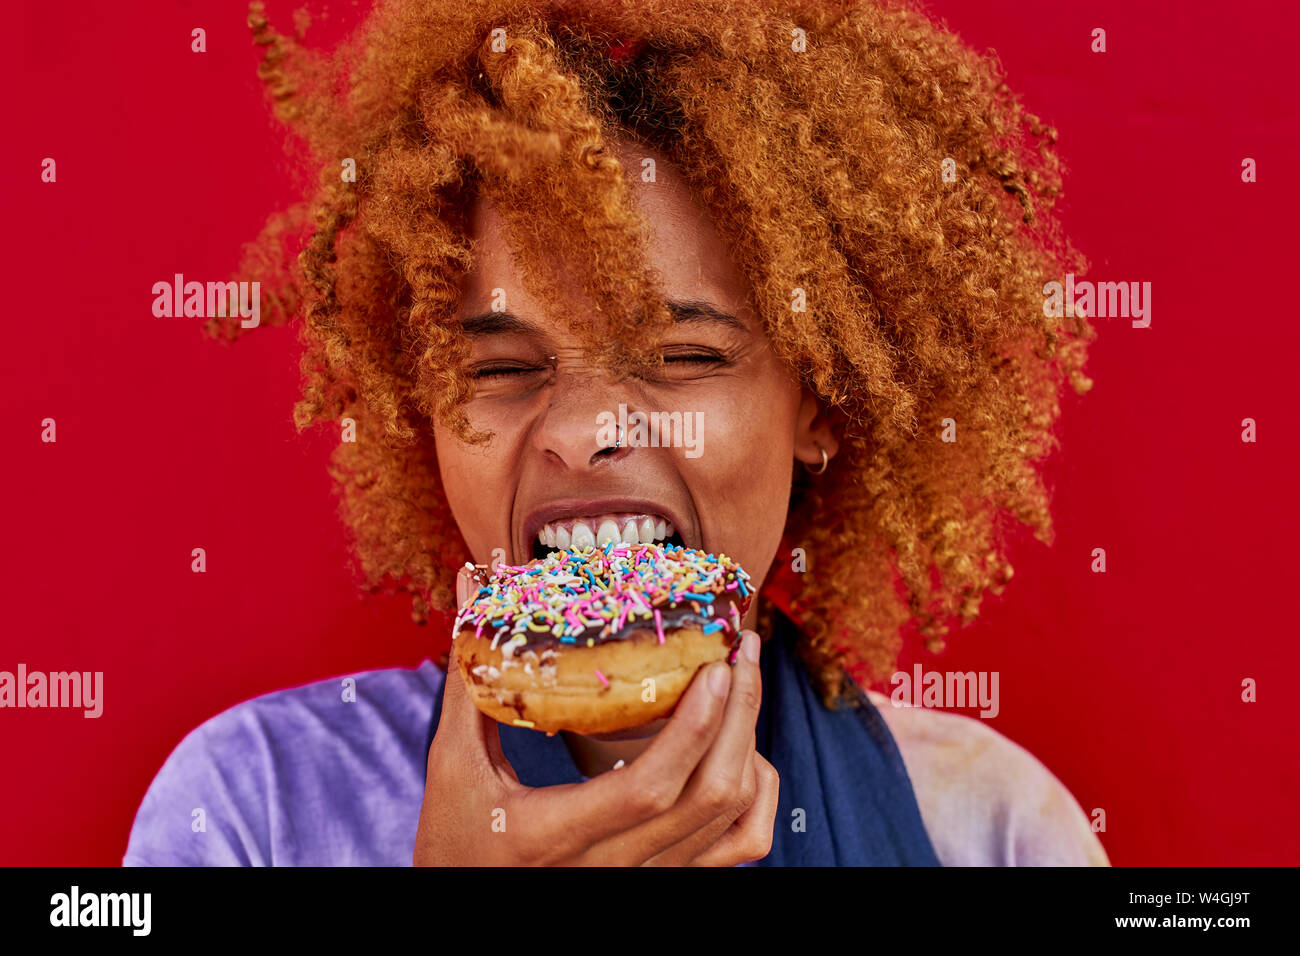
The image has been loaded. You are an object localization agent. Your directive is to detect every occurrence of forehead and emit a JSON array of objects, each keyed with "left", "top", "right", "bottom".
[{"left": 459, "top": 139, "right": 752, "bottom": 316}]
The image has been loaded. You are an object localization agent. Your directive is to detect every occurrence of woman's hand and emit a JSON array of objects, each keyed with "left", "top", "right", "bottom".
[{"left": 413, "top": 627, "right": 779, "bottom": 866}]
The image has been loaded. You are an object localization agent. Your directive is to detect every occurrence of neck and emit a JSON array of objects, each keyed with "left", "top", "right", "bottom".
[{"left": 560, "top": 722, "right": 666, "bottom": 777}]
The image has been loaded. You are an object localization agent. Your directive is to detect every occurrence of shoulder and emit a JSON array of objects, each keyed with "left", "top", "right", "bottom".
[
  {"left": 865, "top": 689, "right": 1110, "bottom": 867},
  {"left": 123, "top": 661, "right": 445, "bottom": 867}
]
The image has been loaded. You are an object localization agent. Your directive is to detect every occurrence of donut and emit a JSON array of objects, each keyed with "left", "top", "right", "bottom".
[{"left": 452, "top": 542, "right": 753, "bottom": 736}]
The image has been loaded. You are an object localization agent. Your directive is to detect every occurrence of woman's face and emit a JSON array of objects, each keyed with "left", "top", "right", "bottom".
[{"left": 433, "top": 139, "right": 837, "bottom": 625}]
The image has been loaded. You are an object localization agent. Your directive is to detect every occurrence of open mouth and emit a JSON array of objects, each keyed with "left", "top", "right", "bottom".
[{"left": 531, "top": 512, "right": 687, "bottom": 561}]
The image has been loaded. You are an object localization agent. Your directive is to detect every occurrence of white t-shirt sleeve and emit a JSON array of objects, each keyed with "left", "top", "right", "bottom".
[{"left": 866, "top": 690, "right": 1110, "bottom": 867}]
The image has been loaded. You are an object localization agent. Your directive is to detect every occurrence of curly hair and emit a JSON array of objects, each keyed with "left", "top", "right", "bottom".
[{"left": 213, "top": 0, "right": 1095, "bottom": 708}]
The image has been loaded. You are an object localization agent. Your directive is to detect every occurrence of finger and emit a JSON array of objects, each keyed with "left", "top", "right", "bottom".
[
  {"left": 531, "top": 660, "right": 732, "bottom": 862},
  {"left": 440, "top": 565, "right": 485, "bottom": 738},
  {"left": 615, "top": 658, "right": 732, "bottom": 812},
  {"left": 457, "top": 566, "right": 471, "bottom": 608},
  {"left": 456, "top": 562, "right": 482, "bottom": 609},
  {"left": 437, "top": 632, "right": 481, "bottom": 737},
  {"left": 579, "top": 631, "right": 762, "bottom": 864},
  {"left": 688, "top": 752, "right": 780, "bottom": 867},
  {"left": 448, "top": 564, "right": 513, "bottom": 769},
  {"left": 630, "top": 629, "right": 765, "bottom": 856},
  {"left": 642, "top": 744, "right": 758, "bottom": 866},
  {"left": 434, "top": 625, "right": 514, "bottom": 781},
  {"left": 690, "top": 630, "right": 763, "bottom": 808}
]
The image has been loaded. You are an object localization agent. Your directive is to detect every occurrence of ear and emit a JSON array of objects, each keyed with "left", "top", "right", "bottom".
[{"left": 793, "top": 388, "right": 842, "bottom": 470}]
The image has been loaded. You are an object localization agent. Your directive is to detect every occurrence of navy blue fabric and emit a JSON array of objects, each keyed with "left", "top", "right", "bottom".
[{"left": 426, "top": 611, "right": 940, "bottom": 866}]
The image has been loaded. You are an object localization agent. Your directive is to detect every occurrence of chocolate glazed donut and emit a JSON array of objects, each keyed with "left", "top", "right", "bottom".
[{"left": 452, "top": 543, "right": 753, "bottom": 736}]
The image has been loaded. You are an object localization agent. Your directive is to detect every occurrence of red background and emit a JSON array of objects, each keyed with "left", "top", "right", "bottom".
[{"left": 3, "top": 0, "right": 1297, "bottom": 866}]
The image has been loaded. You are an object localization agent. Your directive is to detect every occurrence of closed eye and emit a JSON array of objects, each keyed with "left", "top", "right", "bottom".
[
  {"left": 664, "top": 352, "right": 724, "bottom": 364},
  {"left": 470, "top": 363, "right": 548, "bottom": 380},
  {"left": 468, "top": 349, "right": 731, "bottom": 388},
  {"left": 646, "top": 347, "right": 733, "bottom": 379},
  {"left": 659, "top": 345, "right": 731, "bottom": 366}
]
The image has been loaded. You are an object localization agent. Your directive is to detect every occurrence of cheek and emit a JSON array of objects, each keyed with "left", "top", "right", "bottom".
[
  {"left": 432, "top": 424, "right": 517, "bottom": 558},
  {"left": 700, "top": 399, "right": 787, "bottom": 480},
  {"left": 688, "top": 370, "right": 801, "bottom": 526}
]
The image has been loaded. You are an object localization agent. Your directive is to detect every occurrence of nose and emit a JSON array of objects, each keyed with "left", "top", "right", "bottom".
[{"left": 531, "top": 361, "right": 636, "bottom": 470}]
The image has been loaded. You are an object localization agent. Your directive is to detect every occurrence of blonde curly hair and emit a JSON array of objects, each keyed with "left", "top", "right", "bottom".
[{"left": 211, "top": 0, "right": 1095, "bottom": 707}]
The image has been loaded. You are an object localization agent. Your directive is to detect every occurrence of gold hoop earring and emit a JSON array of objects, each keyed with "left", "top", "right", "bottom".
[{"left": 805, "top": 442, "right": 829, "bottom": 475}]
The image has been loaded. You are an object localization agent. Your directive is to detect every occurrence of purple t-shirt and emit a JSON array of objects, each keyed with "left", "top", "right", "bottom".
[
  {"left": 124, "top": 660, "right": 1108, "bottom": 866},
  {"left": 125, "top": 662, "right": 441, "bottom": 865}
]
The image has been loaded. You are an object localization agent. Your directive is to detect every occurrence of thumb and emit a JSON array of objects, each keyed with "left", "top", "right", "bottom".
[
  {"left": 439, "top": 575, "right": 517, "bottom": 781},
  {"left": 456, "top": 563, "right": 473, "bottom": 609}
]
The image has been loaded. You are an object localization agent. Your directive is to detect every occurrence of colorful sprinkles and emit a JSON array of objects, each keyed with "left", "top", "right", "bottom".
[{"left": 454, "top": 543, "right": 752, "bottom": 651}]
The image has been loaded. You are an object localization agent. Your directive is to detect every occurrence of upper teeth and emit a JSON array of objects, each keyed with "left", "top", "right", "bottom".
[{"left": 538, "top": 513, "right": 674, "bottom": 550}]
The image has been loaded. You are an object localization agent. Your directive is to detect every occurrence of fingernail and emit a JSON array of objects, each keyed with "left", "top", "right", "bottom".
[
  {"left": 456, "top": 563, "right": 472, "bottom": 608},
  {"left": 708, "top": 662, "right": 731, "bottom": 698},
  {"left": 743, "top": 631, "right": 761, "bottom": 664}
]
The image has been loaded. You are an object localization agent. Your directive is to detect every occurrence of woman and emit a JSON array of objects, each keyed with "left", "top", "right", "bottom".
[{"left": 125, "top": 0, "right": 1106, "bottom": 866}]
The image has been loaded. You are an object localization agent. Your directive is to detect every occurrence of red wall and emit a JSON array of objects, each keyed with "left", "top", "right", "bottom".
[{"left": 3, "top": 0, "right": 1297, "bottom": 865}]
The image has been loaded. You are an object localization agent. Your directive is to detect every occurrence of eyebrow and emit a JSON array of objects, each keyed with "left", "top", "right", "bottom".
[{"left": 458, "top": 299, "right": 747, "bottom": 336}]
